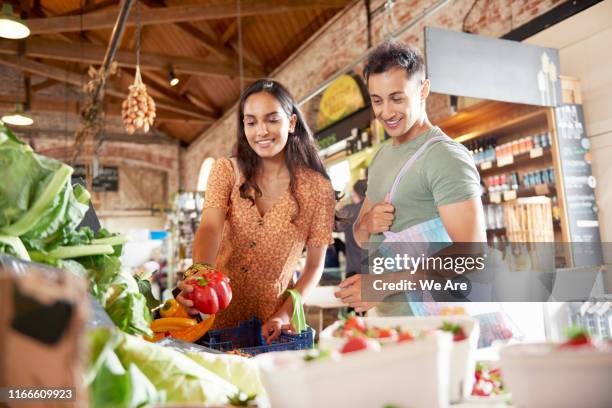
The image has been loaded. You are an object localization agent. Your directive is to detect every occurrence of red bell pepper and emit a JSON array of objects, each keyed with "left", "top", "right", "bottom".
[{"left": 185, "top": 270, "right": 232, "bottom": 315}]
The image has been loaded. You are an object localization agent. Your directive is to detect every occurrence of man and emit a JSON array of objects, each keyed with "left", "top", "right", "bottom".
[
  {"left": 334, "top": 40, "right": 486, "bottom": 313},
  {"left": 338, "top": 179, "right": 368, "bottom": 278}
]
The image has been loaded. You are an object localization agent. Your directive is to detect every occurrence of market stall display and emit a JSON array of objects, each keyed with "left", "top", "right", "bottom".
[
  {"left": 499, "top": 331, "right": 612, "bottom": 408},
  {"left": 256, "top": 331, "right": 452, "bottom": 408},
  {"left": 320, "top": 315, "right": 479, "bottom": 403}
]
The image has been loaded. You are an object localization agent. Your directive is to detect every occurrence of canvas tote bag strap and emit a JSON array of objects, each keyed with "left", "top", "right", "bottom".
[{"left": 387, "top": 135, "right": 448, "bottom": 204}]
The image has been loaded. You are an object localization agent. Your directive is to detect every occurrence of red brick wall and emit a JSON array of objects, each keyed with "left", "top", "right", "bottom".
[
  {"left": 28, "top": 135, "right": 180, "bottom": 211},
  {"left": 183, "top": 0, "right": 566, "bottom": 190}
]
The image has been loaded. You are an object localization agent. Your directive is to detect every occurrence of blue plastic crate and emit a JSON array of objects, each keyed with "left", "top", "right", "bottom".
[{"left": 198, "top": 317, "right": 313, "bottom": 356}]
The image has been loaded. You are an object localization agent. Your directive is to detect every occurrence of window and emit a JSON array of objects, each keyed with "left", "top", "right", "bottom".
[{"left": 197, "top": 157, "right": 215, "bottom": 191}]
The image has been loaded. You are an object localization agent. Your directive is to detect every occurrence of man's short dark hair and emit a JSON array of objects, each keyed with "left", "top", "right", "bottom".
[{"left": 363, "top": 40, "right": 425, "bottom": 83}]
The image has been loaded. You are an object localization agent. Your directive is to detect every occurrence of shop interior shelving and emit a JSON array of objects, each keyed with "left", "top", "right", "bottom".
[
  {"left": 438, "top": 99, "right": 571, "bottom": 266},
  {"left": 165, "top": 191, "right": 204, "bottom": 288}
]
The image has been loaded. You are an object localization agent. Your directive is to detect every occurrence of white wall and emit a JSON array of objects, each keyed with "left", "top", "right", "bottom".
[
  {"left": 98, "top": 211, "right": 166, "bottom": 235},
  {"left": 525, "top": 0, "right": 612, "bottom": 262}
]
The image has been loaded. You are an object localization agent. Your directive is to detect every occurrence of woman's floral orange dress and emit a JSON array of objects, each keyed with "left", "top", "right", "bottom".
[{"left": 202, "top": 158, "right": 335, "bottom": 329}]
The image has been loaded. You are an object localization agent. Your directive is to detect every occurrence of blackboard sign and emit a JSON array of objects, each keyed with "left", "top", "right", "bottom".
[
  {"left": 315, "top": 106, "right": 372, "bottom": 149},
  {"left": 71, "top": 164, "right": 87, "bottom": 186},
  {"left": 554, "top": 104, "right": 603, "bottom": 266},
  {"left": 425, "top": 27, "right": 562, "bottom": 107},
  {"left": 92, "top": 166, "right": 119, "bottom": 192}
]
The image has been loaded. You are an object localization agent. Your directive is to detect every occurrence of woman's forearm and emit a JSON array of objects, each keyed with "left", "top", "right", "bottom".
[
  {"left": 274, "top": 246, "right": 326, "bottom": 320},
  {"left": 192, "top": 225, "right": 222, "bottom": 265},
  {"left": 192, "top": 208, "right": 226, "bottom": 266},
  {"left": 274, "top": 264, "right": 323, "bottom": 320}
]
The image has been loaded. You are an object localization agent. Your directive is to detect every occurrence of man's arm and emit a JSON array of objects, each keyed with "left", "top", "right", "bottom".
[
  {"left": 353, "top": 196, "right": 394, "bottom": 248},
  {"left": 438, "top": 197, "right": 487, "bottom": 242}
]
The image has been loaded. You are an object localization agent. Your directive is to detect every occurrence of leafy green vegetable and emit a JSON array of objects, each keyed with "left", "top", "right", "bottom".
[
  {"left": 87, "top": 328, "right": 243, "bottom": 407},
  {"left": 107, "top": 293, "right": 153, "bottom": 337},
  {"left": 87, "top": 328, "right": 238, "bottom": 406},
  {"left": 185, "top": 351, "right": 266, "bottom": 396},
  {"left": 136, "top": 277, "right": 162, "bottom": 310},
  {"left": 1, "top": 159, "right": 72, "bottom": 237},
  {"left": 87, "top": 328, "right": 164, "bottom": 408},
  {"left": 228, "top": 391, "right": 258, "bottom": 406},
  {"left": 48, "top": 244, "right": 115, "bottom": 258},
  {"left": 0, "top": 235, "right": 30, "bottom": 260},
  {"left": 92, "top": 234, "right": 129, "bottom": 246}
]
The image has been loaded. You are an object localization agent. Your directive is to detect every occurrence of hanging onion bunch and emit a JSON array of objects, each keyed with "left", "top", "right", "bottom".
[{"left": 121, "top": 67, "right": 155, "bottom": 135}]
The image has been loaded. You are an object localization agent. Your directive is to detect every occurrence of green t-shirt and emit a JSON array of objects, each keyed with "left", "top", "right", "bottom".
[
  {"left": 367, "top": 126, "right": 481, "bottom": 316},
  {"left": 366, "top": 126, "right": 482, "bottom": 248}
]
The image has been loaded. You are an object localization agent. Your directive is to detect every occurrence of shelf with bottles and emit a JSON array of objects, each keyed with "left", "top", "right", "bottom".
[
  {"left": 482, "top": 165, "right": 556, "bottom": 204},
  {"left": 320, "top": 125, "right": 382, "bottom": 165},
  {"left": 465, "top": 131, "right": 553, "bottom": 175}
]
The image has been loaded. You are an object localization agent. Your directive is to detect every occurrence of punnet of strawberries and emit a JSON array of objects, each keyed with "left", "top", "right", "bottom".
[{"left": 471, "top": 362, "right": 505, "bottom": 397}]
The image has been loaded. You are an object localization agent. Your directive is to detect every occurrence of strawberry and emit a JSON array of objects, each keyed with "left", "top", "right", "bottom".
[
  {"left": 472, "top": 379, "right": 494, "bottom": 397},
  {"left": 343, "top": 314, "right": 367, "bottom": 333},
  {"left": 341, "top": 336, "right": 381, "bottom": 354},
  {"left": 374, "top": 327, "right": 398, "bottom": 339},
  {"left": 440, "top": 321, "right": 467, "bottom": 342},
  {"left": 398, "top": 331, "right": 414, "bottom": 342},
  {"left": 560, "top": 327, "right": 593, "bottom": 348}
]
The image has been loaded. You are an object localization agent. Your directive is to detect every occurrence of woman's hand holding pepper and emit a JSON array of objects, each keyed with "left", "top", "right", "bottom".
[{"left": 176, "top": 275, "right": 203, "bottom": 316}]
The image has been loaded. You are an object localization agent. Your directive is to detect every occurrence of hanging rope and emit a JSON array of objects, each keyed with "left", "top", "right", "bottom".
[
  {"left": 236, "top": 0, "right": 244, "bottom": 92},
  {"left": 122, "top": 0, "right": 156, "bottom": 135},
  {"left": 73, "top": 0, "right": 133, "bottom": 163},
  {"left": 134, "top": 0, "right": 142, "bottom": 87}
]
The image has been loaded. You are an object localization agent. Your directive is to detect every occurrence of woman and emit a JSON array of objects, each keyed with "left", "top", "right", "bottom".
[{"left": 177, "top": 79, "right": 336, "bottom": 342}]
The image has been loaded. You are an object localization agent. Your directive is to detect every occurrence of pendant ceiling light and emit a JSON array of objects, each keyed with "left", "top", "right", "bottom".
[
  {"left": 168, "top": 67, "right": 179, "bottom": 87},
  {"left": 0, "top": 4, "right": 30, "bottom": 40},
  {"left": 2, "top": 104, "right": 33, "bottom": 126}
]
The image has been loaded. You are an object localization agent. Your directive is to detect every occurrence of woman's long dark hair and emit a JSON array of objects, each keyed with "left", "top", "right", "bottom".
[{"left": 236, "top": 79, "right": 331, "bottom": 220}]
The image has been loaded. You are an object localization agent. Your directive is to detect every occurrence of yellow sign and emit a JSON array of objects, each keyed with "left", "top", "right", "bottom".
[{"left": 317, "top": 74, "right": 366, "bottom": 130}]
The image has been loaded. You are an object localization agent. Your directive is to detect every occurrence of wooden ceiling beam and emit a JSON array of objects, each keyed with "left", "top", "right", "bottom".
[
  {"left": 139, "top": 1, "right": 247, "bottom": 66},
  {"left": 0, "top": 95, "right": 209, "bottom": 124},
  {"left": 31, "top": 78, "right": 59, "bottom": 93},
  {"left": 136, "top": 69, "right": 219, "bottom": 116},
  {"left": 25, "top": 0, "right": 351, "bottom": 34},
  {"left": 14, "top": 126, "right": 179, "bottom": 146},
  {"left": 0, "top": 55, "right": 215, "bottom": 121},
  {"left": 57, "top": 0, "right": 118, "bottom": 17},
  {"left": 177, "top": 21, "right": 266, "bottom": 77},
  {"left": 175, "top": 21, "right": 235, "bottom": 62},
  {"left": 0, "top": 37, "right": 261, "bottom": 79},
  {"left": 221, "top": 20, "right": 238, "bottom": 45}
]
